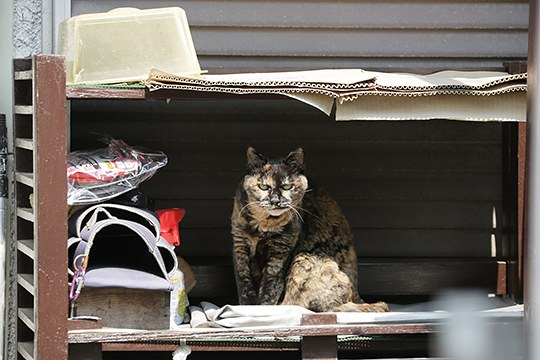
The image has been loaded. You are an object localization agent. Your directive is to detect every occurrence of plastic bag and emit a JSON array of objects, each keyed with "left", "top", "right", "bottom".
[{"left": 67, "top": 138, "right": 167, "bottom": 205}]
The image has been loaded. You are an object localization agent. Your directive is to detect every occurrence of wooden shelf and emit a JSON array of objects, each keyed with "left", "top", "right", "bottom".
[
  {"left": 13, "top": 55, "right": 526, "bottom": 360},
  {"left": 69, "top": 322, "right": 437, "bottom": 345},
  {"left": 187, "top": 257, "right": 509, "bottom": 299},
  {"left": 67, "top": 86, "right": 145, "bottom": 99}
]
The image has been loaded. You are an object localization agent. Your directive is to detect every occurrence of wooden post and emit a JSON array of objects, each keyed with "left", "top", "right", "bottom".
[
  {"left": 68, "top": 344, "right": 102, "bottom": 360},
  {"left": 33, "top": 55, "right": 69, "bottom": 360},
  {"left": 526, "top": 1, "right": 540, "bottom": 359},
  {"left": 301, "top": 314, "right": 337, "bottom": 360}
]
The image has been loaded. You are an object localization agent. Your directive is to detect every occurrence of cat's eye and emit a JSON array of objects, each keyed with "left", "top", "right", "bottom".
[
  {"left": 258, "top": 183, "right": 270, "bottom": 191},
  {"left": 281, "top": 184, "right": 293, "bottom": 190}
]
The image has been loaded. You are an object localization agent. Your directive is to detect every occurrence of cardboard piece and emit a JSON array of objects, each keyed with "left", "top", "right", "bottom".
[
  {"left": 336, "top": 91, "right": 526, "bottom": 122},
  {"left": 145, "top": 69, "right": 527, "bottom": 122},
  {"left": 147, "top": 68, "right": 376, "bottom": 90}
]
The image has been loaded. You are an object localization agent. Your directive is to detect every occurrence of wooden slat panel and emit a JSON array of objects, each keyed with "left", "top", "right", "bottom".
[
  {"left": 133, "top": 144, "right": 501, "bottom": 172},
  {"left": 14, "top": 70, "right": 32, "bottom": 81},
  {"left": 17, "top": 240, "right": 35, "bottom": 259},
  {"left": 16, "top": 208, "right": 34, "bottom": 222},
  {"left": 17, "top": 342, "right": 34, "bottom": 360},
  {"left": 146, "top": 170, "right": 502, "bottom": 201},
  {"left": 174, "top": 228, "right": 503, "bottom": 258},
  {"left": 186, "top": 257, "right": 506, "bottom": 299},
  {"left": 18, "top": 308, "right": 35, "bottom": 332},
  {"left": 14, "top": 138, "right": 33, "bottom": 150},
  {"left": 71, "top": 99, "right": 503, "bottom": 142},
  {"left": 71, "top": 98, "right": 505, "bottom": 260},
  {"left": 12, "top": 57, "right": 35, "bottom": 360},
  {"left": 156, "top": 199, "right": 501, "bottom": 229},
  {"left": 15, "top": 172, "right": 34, "bottom": 188},
  {"left": 13, "top": 106, "right": 33, "bottom": 115},
  {"left": 357, "top": 259, "right": 504, "bottom": 296},
  {"left": 17, "top": 274, "right": 35, "bottom": 296}
]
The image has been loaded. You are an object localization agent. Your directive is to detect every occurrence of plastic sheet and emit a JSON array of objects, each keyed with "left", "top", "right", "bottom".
[{"left": 67, "top": 138, "right": 167, "bottom": 205}]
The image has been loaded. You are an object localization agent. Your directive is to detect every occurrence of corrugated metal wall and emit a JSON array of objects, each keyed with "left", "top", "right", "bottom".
[{"left": 71, "top": 0, "right": 528, "bottom": 70}]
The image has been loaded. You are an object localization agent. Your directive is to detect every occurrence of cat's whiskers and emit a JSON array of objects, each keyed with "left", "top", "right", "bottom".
[
  {"left": 290, "top": 203, "right": 322, "bottom": 221},
  {"left": 286, "top": 204, "right": 304, "bottom": 223},
  {"left": 237, "top": 201, "right": 260, "bottom": 218}
]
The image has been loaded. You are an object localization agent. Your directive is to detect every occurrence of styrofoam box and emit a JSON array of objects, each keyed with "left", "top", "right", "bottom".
[{"left": 57, "top": 7, "right": 201, "bottom": 84}]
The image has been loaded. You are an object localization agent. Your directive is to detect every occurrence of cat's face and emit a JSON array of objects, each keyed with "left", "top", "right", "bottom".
[{"left": 243, "top": 147, "right": 308, "bottom": 217}]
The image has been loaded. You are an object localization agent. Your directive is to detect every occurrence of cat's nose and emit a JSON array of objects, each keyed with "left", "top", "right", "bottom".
[{"left": 270, "top": 194, "right": 280, "bottom": 205}]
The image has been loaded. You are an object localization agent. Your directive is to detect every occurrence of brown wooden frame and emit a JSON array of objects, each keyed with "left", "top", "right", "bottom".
[
  {"left": 11, "top": 55, "right": 68, "bottom": 360},
  {"left": 11, "top": 54, "right": 526, "bottom": 360}
]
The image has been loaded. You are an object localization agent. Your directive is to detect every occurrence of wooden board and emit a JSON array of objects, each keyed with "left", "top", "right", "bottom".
[
  {"left": 75, "top": 288, "right": 170, "bottom": 330},
  {"left": 185, "top": 257, "right": 508, "bottom": 302}
]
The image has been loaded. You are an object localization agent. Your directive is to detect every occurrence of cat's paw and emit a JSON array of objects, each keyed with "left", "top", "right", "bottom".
[
  {"left": 332, "top": 301, "right": 391, "bottom": 312},
  {"left": 368, "top": 301, "right": 391, "bottom": 313}
]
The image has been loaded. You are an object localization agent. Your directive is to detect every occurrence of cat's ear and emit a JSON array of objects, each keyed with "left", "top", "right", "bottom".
[
  {"left": 284, "top": 148, "right": 305, "bottom": 173},
  {"left": 246, "top": 147, "right": 267, "bottom": 173}
]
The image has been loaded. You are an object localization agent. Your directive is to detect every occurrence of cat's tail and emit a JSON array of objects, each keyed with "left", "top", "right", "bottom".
[{"left": 332, "top": 301, "right": 391, "bottom": 313}]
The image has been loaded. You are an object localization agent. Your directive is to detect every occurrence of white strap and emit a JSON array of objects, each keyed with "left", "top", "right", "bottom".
[
  {"left": 85, "top": 207, "right": 117, "bottom": 229},
  {"left": 172, "top": 341, "right": 191, "bottom": 360}
]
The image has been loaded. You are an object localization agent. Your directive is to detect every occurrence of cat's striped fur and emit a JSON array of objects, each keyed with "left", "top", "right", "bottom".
[{"left": 231, "top": 147, "right": 389, "bottom": 312}]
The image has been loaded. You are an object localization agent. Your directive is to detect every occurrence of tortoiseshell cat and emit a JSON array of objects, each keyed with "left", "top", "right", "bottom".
[{"left": 231, "top": 147, "right": 389, "bottom": 312}]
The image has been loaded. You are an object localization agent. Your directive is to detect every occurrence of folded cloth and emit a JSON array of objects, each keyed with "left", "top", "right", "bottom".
[
  {"left": 188, "top": 302, "right": 222, "bottom": 328},
  {"left": 212, "top": 304, "right": 314, "bottom": 328},
  {"left": 189, "top": 300, "right": 524, "bottom": 329}
]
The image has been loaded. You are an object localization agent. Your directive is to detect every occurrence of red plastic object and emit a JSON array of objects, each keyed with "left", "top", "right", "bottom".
[
  {"left": 67, "top": 156, "right": 140, "bottom": 184},
  {"left": 156, "top": 208, "right": 186, "bottom": 246}
]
